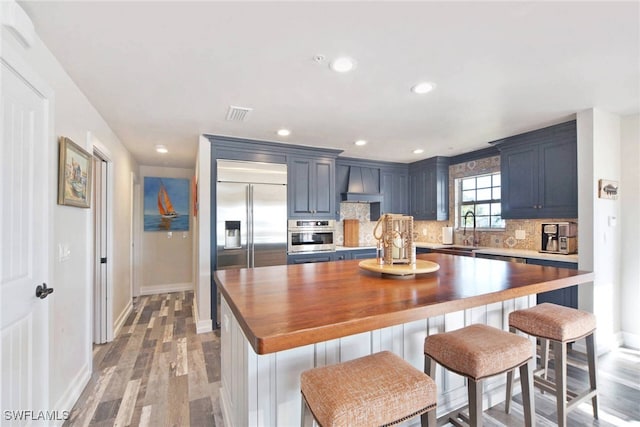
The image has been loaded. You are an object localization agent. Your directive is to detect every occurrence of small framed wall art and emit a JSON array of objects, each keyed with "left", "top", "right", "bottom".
[
  {"left": 58, "top": 136, "right": 92, "bottom": 208},
  {"left": 598, "top": 179, "right": 619, "bottom": 200}
]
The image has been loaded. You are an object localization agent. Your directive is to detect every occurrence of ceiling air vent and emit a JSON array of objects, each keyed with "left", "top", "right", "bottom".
[{"left": 226, "top": 105, "right": 253, "bottom": 122}]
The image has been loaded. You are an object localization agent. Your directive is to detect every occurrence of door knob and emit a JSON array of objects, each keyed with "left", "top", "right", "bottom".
[{"left": 35, "top": 283, "right": 54, "bottom": 299}]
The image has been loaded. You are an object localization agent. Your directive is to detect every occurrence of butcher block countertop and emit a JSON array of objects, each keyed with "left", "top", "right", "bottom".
[{"left": 214, "top": 253, "right": 593, "bottom": 355}]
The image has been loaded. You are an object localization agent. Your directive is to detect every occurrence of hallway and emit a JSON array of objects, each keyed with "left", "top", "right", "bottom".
[{"left": 65, "top": 292, "right": 222, "bottom": 426}]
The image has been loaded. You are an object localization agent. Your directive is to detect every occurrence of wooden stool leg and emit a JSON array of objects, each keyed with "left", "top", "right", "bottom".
[
  {"left": 505, "top": 369, "right": 514, "bottom": 414},
  {"left": 553, "top": 339, "right": 567, "bottom": 427},
  {"left": 586, "top": 333, "right": 599, "bottom": 419},
  {"left": 420, "top": 407, "right": 436, "bottom": 427},
  {"left": 424, "top": 355, "right": 437, "bottom": 378},
  {"left": 540, "top": 338, "right": 549, "bottom": 379},
  {"left": 423, "top": 355, "right": 438, "bottom": 427},
  {"left": 300, "top": 394, "right": 310, "bottom": 427},
  {"left": 519, "top": 359, "right": 535, "bottom": 427},
  {"left": 468, "top": 379, "right": 483, "bottom": 427}
]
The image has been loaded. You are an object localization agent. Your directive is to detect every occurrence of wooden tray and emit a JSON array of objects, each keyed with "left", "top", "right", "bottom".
[{"left": 358, "top": 259, "right": 440, "bottom": 278}]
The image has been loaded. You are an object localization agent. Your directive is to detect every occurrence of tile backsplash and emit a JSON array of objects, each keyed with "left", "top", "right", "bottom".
[
  {"left": 336, "top": 156, "right": 578, "bottom": 251},
  {"left": 336, "top": 202, "right": 378, "bottom": 247}
]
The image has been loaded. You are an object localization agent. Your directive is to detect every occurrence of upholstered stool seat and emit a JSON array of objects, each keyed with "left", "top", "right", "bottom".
[
  {"left": 424, "top": 324, "right": 535, "bottom": 427},
  {"left": 509, "top": 302, "right": 596, "bottom": 342},
  {"left": 508, "top": 303, "right": 598, "bottom": 427},
  {"left": 300, "top": 351, "right": 437, "bottom": 427}
]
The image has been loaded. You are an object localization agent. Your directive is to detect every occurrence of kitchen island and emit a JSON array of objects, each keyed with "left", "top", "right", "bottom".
[{"left": 215, "top": 253, "right": 594, "bottom": 426}]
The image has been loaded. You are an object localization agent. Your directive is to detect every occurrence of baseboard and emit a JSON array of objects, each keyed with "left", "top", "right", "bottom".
[
  {"left": 139, "top": 282, "right": 193, "bottom": 296},
  {"left": 193, "top": 295, "right": 213, "bottom": 334},
  {"left": 113, "top": 299, "right": 133, "bottom": 339},
  {"left": 52, "top": 362, "right": 91, "bottom": 426}
]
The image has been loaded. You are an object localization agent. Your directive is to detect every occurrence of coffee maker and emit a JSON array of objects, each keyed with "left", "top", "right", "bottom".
[{"left": 540, "top": 222, "right": 577, "bottom": 254}]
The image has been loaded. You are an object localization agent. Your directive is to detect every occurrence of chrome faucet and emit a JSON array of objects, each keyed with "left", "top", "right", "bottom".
[{"left": 463, "top": 211, "right": 478, "bottom": 247}]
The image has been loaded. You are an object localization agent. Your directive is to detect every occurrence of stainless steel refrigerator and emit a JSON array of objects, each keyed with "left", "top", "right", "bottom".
[{"left": 216, "top": 160, "right": 287, "bottom": 270}]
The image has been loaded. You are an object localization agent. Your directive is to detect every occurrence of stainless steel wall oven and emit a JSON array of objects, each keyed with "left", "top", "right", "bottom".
[{"left": 287, "top": 220, "right": 335, "bottom": 253}]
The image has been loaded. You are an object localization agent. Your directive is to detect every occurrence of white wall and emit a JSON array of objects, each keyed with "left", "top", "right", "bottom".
[
  {"left": 139, "top": 166, "right": 194, "bottom": 295},
  {"left": 194, "top": 136, "right": 212, "bottom": 333},
  {"left": 577, "top": 108, "right": 622, "bottom": 352},
  {"left": 620, "top": 114, "right": 640, "bottom": 349},
  {"left": 2, "top": 7, "right": 138, "bottom": 416}
]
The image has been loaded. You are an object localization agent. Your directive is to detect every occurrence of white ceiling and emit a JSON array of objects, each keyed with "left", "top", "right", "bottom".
[{"left": 19, "top": 1, "right": 640, "bottom": 168}]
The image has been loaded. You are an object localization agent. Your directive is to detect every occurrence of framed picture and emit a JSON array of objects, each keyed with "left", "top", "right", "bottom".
[
  {"left": 143, "top": 177, "right": 190, "bottom": 231},
  {"left": 598, "top": 179, "right": 619, "bottom": 200},
  {"left": 58, "top": 136, "right": 92, "bottom": 208}
]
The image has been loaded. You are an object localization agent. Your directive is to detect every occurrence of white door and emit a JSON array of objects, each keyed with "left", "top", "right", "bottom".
[{"left": 1, "top": 46, "right": 52, "bottom": 420}]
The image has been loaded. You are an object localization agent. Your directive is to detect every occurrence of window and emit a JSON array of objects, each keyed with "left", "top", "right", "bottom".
[{"left": 457, "top": 173, "right": 505, "bottom": 229}]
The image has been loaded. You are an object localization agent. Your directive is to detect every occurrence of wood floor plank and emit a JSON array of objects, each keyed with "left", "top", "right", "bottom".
[
  {"left": 163, "top": 323, "right": 174, "bottom": 344},
  {"left": 189, "top": 397, "right": 214, "bottom": 426},
  {"left": 66, "top": 365, "right": 116, "bottom": 426},
  {"left": 167, "top": 374, "right": 190, "bottom": 427},
  {"left": 143, "top": 350, "right": 170, "bottom": 427},
  {"left": 176, "top": 337, "right": 188, "bottom": 376},
  {"left": 113, "top": 378, "right": 141, "bottom": 427},
  {"left": 186, "top": 341, "right": 214, "bottom": 402},
  {"left": 138, "top": 405, "right": 152, "bottom": 427}
]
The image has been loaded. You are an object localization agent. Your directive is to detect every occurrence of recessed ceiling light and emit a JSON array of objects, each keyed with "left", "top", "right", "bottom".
[
  {"left": 354, "top": 140, "right": 367, "bottom": 146},
  {"left": 156, "top": 145, "right": 168, "bottom": 154},
  {"left": 330, "top": 56, "right": 356, "bottom": 73},
  {"left": 277, "top": 129, "right": 291, "bottom": 137},
  {"left": 411, "top": 82, "right": 436, "bottom": 94},
  {"left": 413, "top": 149, "right": 424, "bottom": 154}
]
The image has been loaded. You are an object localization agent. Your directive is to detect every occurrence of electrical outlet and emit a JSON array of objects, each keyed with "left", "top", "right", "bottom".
[
  {"left": 422, "top": 228, "right": 427, "bottom": 236},
  {"left": 515, "top": 229, "right": 526, "bottom": 240}
]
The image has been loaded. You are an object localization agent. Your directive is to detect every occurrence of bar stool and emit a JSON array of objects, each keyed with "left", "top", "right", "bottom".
[
  {"left": 424, "top": 324, "right": 535, "bottom": 427},
  {"left": 300, "top": 351, "right": 437, "bottom": 427},
  {"left": 508, "top": 302, "right": 598, "bottom": 427}
]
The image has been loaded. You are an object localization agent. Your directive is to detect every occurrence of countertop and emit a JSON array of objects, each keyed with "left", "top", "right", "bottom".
[
  {"left": 336, "top": 243, "right": 579, "bottom": 263},
  {"left": 215, "top": 253, "right": 593, "bottom": 355}
]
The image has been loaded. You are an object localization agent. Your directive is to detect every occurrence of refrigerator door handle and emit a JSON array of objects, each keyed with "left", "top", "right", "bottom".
[
  {"left": 247, "top": 185, "right": 254, "bottom": 268},
  {"left": 246, "top": 185, "right": 251, "bottom": 268}
]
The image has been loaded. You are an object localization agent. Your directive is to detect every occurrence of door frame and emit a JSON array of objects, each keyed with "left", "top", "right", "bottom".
[
  {"left": 89, "top": 133, "right": 115, "bottom": 343},
  {"left": 130, "top": 172, "right": 141, "bottom": 297}
]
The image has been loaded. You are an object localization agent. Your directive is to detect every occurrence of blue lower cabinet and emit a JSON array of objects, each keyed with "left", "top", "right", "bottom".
[
  {"left": 287, "top": 253, "right": 335, "bottom": 264},
  {"left": 526, "top": 258, "right": 578, "bottom": 308},
  {"left": 416, "top": 248, "right": 432, "bottom": 254},
  {"left": 334, "top": 249, "right": 377, "bottom": 261},
  {"left": 334, "top": 252, "right": 348, "bottom": 261},
  {"left": 350, "top": 249, "right": 376, "bottom": 260}
]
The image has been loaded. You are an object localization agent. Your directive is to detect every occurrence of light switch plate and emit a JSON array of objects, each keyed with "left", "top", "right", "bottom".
[
  {"left": 58, "top": 243, "right": 71, "bottom": 262},
  {"left": 515, "top": 229, "right": 526, "bottom": 240}
]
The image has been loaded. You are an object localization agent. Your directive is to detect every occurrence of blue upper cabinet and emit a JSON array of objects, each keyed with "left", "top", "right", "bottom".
[
  {"left": 380, "top": 166, "right": 409, "bottom": 215},
  {"left": 288, "top": 156, "right": 336, "bottom": 219},
  {"left": 409, "top": 156, "right": 449, "bottom": 220},
  {"left": 495, "top": 121, "right": 577, "bottom": 219}
]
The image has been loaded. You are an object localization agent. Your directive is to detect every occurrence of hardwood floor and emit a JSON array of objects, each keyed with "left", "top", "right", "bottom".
[
  {"left": 65, "top": 292, "right": 223, "bottom": 427},
  {"left": 66, "top": 291, "right": 639, "bottom": 426}
]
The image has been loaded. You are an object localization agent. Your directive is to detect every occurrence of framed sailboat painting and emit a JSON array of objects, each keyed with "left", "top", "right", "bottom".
[{"left": 143, "top": 177, "right": 190, "bottom": 231}]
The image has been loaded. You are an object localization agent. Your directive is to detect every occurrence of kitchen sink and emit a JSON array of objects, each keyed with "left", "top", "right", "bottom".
[
  {"left": 431, "top": 246, "right": 479, "bottom": 257},
  {"left": 445, "top": 246, "right": 477, "bottom": 252}
]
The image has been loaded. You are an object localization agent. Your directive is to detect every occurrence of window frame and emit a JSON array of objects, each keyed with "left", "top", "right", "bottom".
[{"left": 456, "top": 172, "right": 505, "bottom": 230}]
